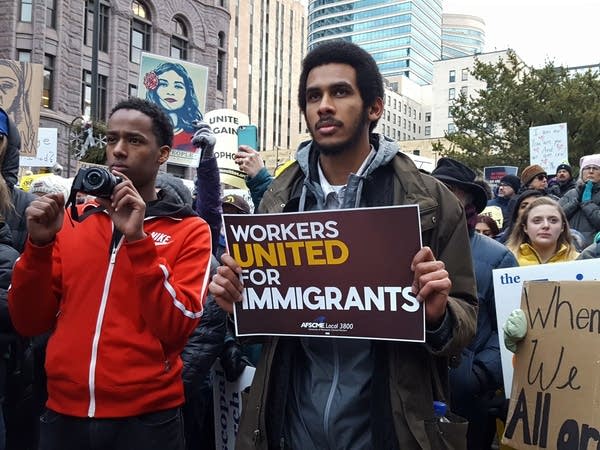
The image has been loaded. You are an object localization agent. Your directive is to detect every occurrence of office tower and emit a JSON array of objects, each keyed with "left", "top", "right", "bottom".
[
  {"left": 227, "top": 0, "right": 307, "bottom": 155},
  {"left": 307, "top": 0, "right": 443, "bottom": 85},
  {"left": 442, "top": 13, "right": 485, "bottom": 59}
]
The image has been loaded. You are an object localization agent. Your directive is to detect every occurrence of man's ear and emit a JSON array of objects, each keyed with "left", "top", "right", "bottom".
[
  {"left": 158, "top": 145, "right": 170, "bottom": 165},
  {"left": 368, "top": 97, "right": 384, "bottom": 122}
]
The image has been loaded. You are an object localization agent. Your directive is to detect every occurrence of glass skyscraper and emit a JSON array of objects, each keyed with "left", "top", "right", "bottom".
[
  {"left": 441, "top": 14, "right": 485, "bottom": 60},
  {"left": 307, "top": 0, "right": 443, "bottom": 85}
]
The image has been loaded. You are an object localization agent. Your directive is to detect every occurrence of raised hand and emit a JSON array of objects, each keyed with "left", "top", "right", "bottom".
[{"left": 26, "top": 193, "right": 66, "bottom": 246}]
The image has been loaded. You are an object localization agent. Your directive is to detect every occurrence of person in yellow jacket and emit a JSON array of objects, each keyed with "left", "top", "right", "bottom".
[{"left": 506, "top": 196, "right": 578, "bottom": 265}]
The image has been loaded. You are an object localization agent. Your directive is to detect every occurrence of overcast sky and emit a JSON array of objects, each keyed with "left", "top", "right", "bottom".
[{"left": 444, "top": 0, "right": 600, "bottom": 68}]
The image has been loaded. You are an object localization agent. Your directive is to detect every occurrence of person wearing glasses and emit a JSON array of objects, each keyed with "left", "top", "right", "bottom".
[
  {"left": 559, "top": 154, "right": 600, "bottom": 247},
  {"left": 519, "top": 164, "right": 549, "bottom": 192}
]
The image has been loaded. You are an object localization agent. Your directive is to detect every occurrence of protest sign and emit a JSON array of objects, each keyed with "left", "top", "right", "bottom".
[
  {"left": 212, "top": 361, "right": 255, "bottom": 450},
  {"left": 529, "top": 123, "right": 568, "bottom": 175},
  {"left": 484, "top": 165, "right": 518, "bottom": 191},
  {"left": 493, "top": 260, "right": 600, "bottom": 396},
  {"left": 205, "top": 109, "right": 250, "bottom": 189},
  {"left": 224, "top": 205, "right": 424, "bottom": 341},
  {"left": 19, "top": 128, "right": 57, "bottom": 167},
  {"left": 502, "top": 281, "right": 600, "bottom": 449},
  {"left": 137, "top": 52, "right": 208, "bottom": 167}
]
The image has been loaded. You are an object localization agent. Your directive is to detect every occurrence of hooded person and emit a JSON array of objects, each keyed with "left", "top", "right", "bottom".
[
  {"left": 432, "top": 158, "right": 518, "bottom": 450},
  {"left": 559, "top": 154, "right": 600, "bottom": 247}
]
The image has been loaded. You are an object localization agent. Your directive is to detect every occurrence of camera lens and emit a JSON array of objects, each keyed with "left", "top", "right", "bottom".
[{"left": 86, "top": 171, "right": 103, "bottom": 187}]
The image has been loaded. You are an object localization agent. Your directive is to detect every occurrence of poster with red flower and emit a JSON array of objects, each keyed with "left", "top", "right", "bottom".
[{"left": 137, "top": 52, "right": 208, "bottom": 167}]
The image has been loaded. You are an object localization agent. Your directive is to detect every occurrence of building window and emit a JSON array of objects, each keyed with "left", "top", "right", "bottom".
[
  {"left": 217, "top": 31, "right": 226, "bottom": 92},
  {"left": 448, "top": 88, "right": 455, "bottom": 100},
  {"left": 46, "top": 0, "right": 57, "bottom": 28},
  {"left": 17, "top": 50, "right": 31, "bottom": 62},
  {"left": 85, "top": 0, "right": 110, "bottom": 52},
  {"left": 448, "top": 123, "right": 456, "bottom": 133},
  {"left": 128, "top": 84, "right": 138, "bottom": 98},
  {"left": 20, "top": 0, "right": 33, "bottom": 22},
  {"left": 170, "top": 17, "right": 188, "bottom": 60},
  {"left": 449, "top": 70, "right": 456, "bottom": 83},
  {"left": 425, "top": 126, "right": 431, "bottom": 136},
  {"left": 42, "top": 55, "right": 55, "bottom": 109},
  {"left": 82, "top": 70, "right": 108, "bottom": 120},
  {"left": 130, "top": 1, "right": 151, "bottom": 64},
  {"left": 461, "top": 68, "right": 469, "bottom": 81},
  {"left": 425, "top": 112, "right": 431, "bottom": 122},
  {"left": 460, "top": 86, "right": 468, "bottom": 96},
  {"left": 448, "top": 106, "right": 452, "bottom": 118}
]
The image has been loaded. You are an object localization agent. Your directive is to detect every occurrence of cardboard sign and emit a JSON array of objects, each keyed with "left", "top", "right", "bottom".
[
  {"left": 224, "top": 206, "right": 424, "bottom": 341},
  {"left": 0, "top": 59, "right": 43, "bottom": 156},
  {"left": 492, "top": 260, "right": 600, "bottom": 396},
  {"left": 212, "top": 361, "right": 255, "bottom": 450},
  {"left": 503, "top": 281, "right": 600, "bottom": 449},
  {"left": 529, "top": 123, "right": 568, "bottom": 175}
]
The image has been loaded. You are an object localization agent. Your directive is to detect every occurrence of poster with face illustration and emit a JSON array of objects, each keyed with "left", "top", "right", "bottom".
[
  {"left": 137, "top": 53, "right": 208, "bottom": 167},
  {"left": 0, "top": 59, "right": 43, "bottom": 157}
]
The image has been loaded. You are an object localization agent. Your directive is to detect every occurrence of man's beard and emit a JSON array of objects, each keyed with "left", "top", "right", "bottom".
[{"left": 310, "top": 108, "right": 370, "bottom": 156}]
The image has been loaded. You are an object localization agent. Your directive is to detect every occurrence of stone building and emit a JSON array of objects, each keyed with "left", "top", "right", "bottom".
[{"left": 0, "top": 0, "right": 230, "bottom": 177}]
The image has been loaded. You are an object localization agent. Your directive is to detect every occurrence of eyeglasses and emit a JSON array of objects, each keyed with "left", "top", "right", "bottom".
[{"left": 535, "top": 174, "right": 547, "bottom": 181}]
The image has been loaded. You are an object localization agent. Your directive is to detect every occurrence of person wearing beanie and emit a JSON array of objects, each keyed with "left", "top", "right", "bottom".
[
  {"left": 30, "top": 174, "right": 71, "bottom": 201},
  {"left": 487, "top": 174, "right": 520, "bottom": 230},
  {"left": 548, "top": 163, "right": 576, "bottom": 198},
  {"left": 559, "top": 153, "right": 600, "bottom": 247},
  {"left": 432, "top": 158, "right": 518, "bottom": 450},
  {"left": 520, "top": 164, "right": 548, "bottom": 192}
]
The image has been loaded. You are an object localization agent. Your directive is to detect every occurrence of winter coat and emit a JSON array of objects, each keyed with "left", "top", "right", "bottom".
[
  {"left": 235, "top": 135, "right": 478, "bottom": 450},
  {"left": 512, "top": 243, "right": 578, "bottom": 266},
  {"left": 548, "top": 178, "right": 576, "bottom": 198},
  {"left": 449, "top": 232, "right": 517, "bottom": 448},
  {"left": 8, "top": 192, "right": 212, "bottom": 418},
  {"left": 559, "top": 181, "right": 600, "bottom": 247},
  {"left": 246, "top": 167, "right": 274, "bottom": 209}
]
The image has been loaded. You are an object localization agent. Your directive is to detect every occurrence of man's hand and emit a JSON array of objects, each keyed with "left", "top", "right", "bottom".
[
  {"left": 26, "top": 193, "right": 65, "bottom": 246},
  {"left": 209, "top": 253, "right": 244, "bottom": 313},
  {"left": 234, "top": 145, "right": 264, "bottom": 178},
  {"left": 191, "top": 120, "right": 216, "bottom": 161},
  {"left": 95, "top": 171, "right": 146, "bottom": 242},
  {"left": 411, "top": 246, "right": 451, "bottom": 328}
]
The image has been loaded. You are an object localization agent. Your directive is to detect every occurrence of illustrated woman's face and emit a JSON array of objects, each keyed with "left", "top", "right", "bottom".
[
  {"left": 524, "top": 204, "right": 563, "bottom": 250},
  {"left": 157, "top": 70, "right": 186, "bottom": 111}
]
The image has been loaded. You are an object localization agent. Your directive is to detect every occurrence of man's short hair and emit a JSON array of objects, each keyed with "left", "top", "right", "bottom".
[
  {"left": 109, "top": 98, "right": 174, "bottom": 148},
  {"left": 298, "top": 40, "right": 384, "bottom": 131}
]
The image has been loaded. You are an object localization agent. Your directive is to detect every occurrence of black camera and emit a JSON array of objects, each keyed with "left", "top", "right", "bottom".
[{"left": 72, "top": 167, "right": 122, "bottom": 198}]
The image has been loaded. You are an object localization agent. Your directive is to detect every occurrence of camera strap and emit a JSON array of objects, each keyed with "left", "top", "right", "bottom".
[{"left": 65, "top": 187, "right": 105, "bottom": 223}]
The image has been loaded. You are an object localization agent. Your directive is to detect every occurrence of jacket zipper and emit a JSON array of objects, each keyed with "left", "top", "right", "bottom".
[
  {"left": 87, "top": 234, "right": 123, "bottom": 417},
  {"left": 323, "top": 340, "right": 340, "bottom": 448},
  {"left": 253, "top": 338, "right": 279, "bottom": 447}
]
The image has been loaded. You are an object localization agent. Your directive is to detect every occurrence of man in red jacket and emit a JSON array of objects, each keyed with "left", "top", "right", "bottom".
[{"left": 8, "top": 98, "right": 212, "bottom": 450}]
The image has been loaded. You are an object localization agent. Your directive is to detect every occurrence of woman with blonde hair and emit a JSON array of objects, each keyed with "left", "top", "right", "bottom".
[{"left": 506, "top": 196, "right": 578, "bottom": 265}]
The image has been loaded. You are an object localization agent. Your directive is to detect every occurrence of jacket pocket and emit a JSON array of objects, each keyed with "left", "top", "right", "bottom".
[{"left": 423, "top": 411, "right": 468, "bottom": 450}]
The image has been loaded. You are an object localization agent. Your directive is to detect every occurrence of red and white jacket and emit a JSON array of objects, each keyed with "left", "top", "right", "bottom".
[{"left": 8, "top": 195, "right": 212, "bottom": 418}]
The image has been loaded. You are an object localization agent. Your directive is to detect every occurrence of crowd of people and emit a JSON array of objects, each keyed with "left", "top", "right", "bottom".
[{"left": 0, "top": 39, "right": 599, "bottom": 450}]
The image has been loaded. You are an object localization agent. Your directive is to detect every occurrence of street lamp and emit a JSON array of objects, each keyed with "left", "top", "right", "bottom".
[{"left": 67, "top": 115, "right": 85, "bottom": 178}]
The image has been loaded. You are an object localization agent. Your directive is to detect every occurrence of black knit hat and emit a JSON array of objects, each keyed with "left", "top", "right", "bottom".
[
  {"left": 555, "top": 163, "right": 572, "bottom": 176},
  {"left": 431, "top": 157, "right": 488, "bottom": 213},
  {"left": 499, "top": 174, "right": 520, "bottom": 193}
]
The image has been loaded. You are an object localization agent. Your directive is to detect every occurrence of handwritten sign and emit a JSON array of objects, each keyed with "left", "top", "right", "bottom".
[
  {"left": 529, "top": 123, "right": 568, "bottom": 174},
  {"left": 212, "top": 361, "right": 255, "bottom": 450},
  {"left": 224, "top": 206, "right": 425, "bottom": 341},
  {"left": 19, "top": 128, "right": 57, "bottom": 167},
  {"left": 205, "top": 109, "right": 250, "bottom": 190},
  {"left": 493, "top": 260, "right": 600, "bottom": 397},
  {"left": 503, "top": 281, "right": 600, "bottom": 449}
]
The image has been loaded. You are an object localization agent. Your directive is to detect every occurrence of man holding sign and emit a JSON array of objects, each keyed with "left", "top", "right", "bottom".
[{"left": 210, "top": 40, "right": 477, "bottom": 449}]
